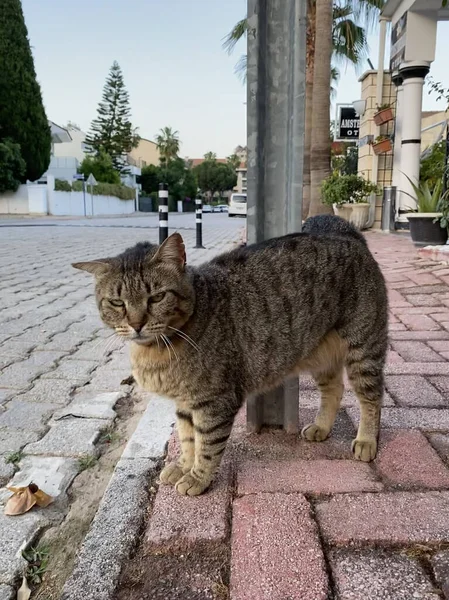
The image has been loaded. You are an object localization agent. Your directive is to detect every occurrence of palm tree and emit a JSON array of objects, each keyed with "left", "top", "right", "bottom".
[{"left": 155, "top": 126, "right": 180, "bottom": 164}]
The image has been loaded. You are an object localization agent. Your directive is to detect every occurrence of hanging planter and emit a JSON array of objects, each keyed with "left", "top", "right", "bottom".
[
  {"left": 372, "top": 136, "right": 392, "bottom": 155},
  {"left": 373, "top": 104, "right": 394, "bottom": 126}
]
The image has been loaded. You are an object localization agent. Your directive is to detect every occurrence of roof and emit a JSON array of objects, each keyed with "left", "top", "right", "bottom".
[
  {"left": 48, "top": 121, "right": 72, "bottom": 144},
  {"left": 137, "top": 137, "right": 158, "bottom": 147}
]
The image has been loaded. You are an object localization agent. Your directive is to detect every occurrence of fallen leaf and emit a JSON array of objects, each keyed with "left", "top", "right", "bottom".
[
  {"left": 5, "top": 483, "right": 53, "bottom": 516},
  {"left": 17, "top": 576, "right": 31, "bottom": 600}
]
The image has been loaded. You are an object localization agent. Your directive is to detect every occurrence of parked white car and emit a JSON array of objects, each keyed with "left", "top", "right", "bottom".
[
  {"left": 229, "top": 193, "right": 247, "bottom": 217},
  {"left": 202, "top": 204, "right": 212, "bottom": 213},
  {"left": 213, "top": 204, "right": 229, "bottom": 213}
]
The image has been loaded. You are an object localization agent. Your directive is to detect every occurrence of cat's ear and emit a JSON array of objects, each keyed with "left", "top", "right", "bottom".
[
  {"left": 72, "top": 259, "right": 113, "bottom": 276},
  {"left": 152, "top": 233, "right": 186, "bottom": 269}
]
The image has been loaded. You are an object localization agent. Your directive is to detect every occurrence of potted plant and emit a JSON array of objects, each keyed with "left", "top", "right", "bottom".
[
  {"left": 404, "top": 177, "right": 449, "bottom": 246},
  {"left": 372, "top": 135, "right": 392, "bottom": 155},
  {"left": 321, "top": 173, "right": 379, "bottom": 230},
  {"left": 373, "top": 103, "right": 394, "bottom": 126}
]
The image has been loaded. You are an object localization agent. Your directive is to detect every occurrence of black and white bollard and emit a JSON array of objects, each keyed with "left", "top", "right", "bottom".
[
  {"left": 158, "top": 183, "right": 168, "bottom": 244},
  {"left": 195, "top": 198, "right": 205, "bottom": 248}
]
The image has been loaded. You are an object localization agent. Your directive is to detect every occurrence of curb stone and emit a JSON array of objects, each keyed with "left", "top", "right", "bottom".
[{"left": 60, "top": 393, "right": 176, "bottom": 600}]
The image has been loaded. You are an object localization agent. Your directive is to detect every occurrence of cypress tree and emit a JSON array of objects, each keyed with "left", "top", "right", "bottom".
[
  {"left": 0, "top": 0, "right": 51, "bottom": 182},
  {"left": 85, "top": 61, "right": 139, "bottom": 172}
]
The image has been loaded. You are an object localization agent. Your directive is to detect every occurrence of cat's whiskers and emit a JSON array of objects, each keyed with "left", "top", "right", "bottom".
[
  {"left": 167, "top": 326, "right": 200, "bottom": 353},
  {"left": 160, "top": 334, "right": 172, "bottom": 367},
  {"left": 162, "top": 333, "right": 179, "bottom": 364}
]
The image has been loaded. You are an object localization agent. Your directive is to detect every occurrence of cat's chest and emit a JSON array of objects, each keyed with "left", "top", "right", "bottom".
[{"left": 130, "top": 343, "right": 187, "bottom": 399}]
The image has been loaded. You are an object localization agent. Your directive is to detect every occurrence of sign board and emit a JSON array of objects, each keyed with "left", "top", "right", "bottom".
[
  {"left": 335, "top": 105, "right": 360, "bottom": 141},
  {"left": 86, "top": 173, "right": 97, "bottom": 186},
  {"left": 390, "top": 12, "right": 407, "bottom": 72},
  {"left": 73, "top": 174, "right": 85, "bottom": 181}
]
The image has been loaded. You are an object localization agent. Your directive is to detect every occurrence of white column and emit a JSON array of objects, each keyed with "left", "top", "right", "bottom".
[
  {"left": 392, "top": 80, "right": 403, "bottom": 190},
  {"left": 397, "top": 63, "right": 430, "bottom": 223}
]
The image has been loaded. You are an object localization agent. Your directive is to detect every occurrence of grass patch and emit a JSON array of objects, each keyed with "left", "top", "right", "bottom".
[
  {"left": 98, "top": 426, "right": 120, "bottom": 445},
  {"left": 4, "top": 450, "right": 23, "bottom": 465},
  {"left": 78, "top": 455, "right": 98, "bottom": 472},
  {"left": 22, "top": 545, "right": 50, "bottom": 586}
]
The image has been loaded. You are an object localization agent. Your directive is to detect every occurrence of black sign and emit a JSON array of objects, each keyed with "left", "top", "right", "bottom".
[
  {"left": 336, "top": 105, "right": 360, "bottom": 141},
  {"left": 390, "top": 12, "right": 407, "bottom": 72}
]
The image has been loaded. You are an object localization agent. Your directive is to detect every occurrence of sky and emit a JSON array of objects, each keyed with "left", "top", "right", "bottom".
[{"left": 22, "top": 0, "right": 449, "bottom": 159}]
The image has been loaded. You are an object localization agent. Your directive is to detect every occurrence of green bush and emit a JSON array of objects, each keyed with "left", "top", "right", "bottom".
[
  {"left": 79, "top": 150, "right": 121, "bottom": 184},
  {"left": 72, "top": 180, "right": 83, "bottom": 192},
  {"left": 0, "top": 139, "right": 26, "bottom": 193},
  {"left": 321, "top": 173, "right": 379, "bottom": 206},
  {"left": 420, "top": 141, "right": 446, "bottom": 192},
  {"left": 64, "top": 180, "right": 135, "bottom": 200},
  {"left": 54, "top": 179, "right": 72, "bottom": 192}
]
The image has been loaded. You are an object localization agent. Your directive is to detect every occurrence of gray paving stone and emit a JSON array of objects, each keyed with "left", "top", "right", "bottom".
[
  {"left": 0, "top": 390, "right": 13, "bottom": 407},
  {"left": 41, "top": 359, "right": 98, "bottom": 382},
  {"left": 25, "top": 418, "right": 105, "bottom": 457},
  {"left": 4, "top": 456, "right": 79, "bottom": 502},
  {"left": 431, "top": 551, "right": 449, "bottom": 598},
  {"left": 54, "top": 391, "right": 123, "bottom": 421},
  {"left": 122, "top": 394, "right": 175, "bottom": 460},
  {"left": 0, "top": 352, "right": 64, "bottom": 388},
  {"left": 0, "top": 401, "right": 58, "bottom": 432},
  {"left": 347, "top": 408, "right": 449, "bottom": 431},
  {"left": 61, "top": 458, "right": 156, "bottom": 600},
  {"left": 15, "top": 379, "right": 74, "bottom": 405},
  {"left": 0, "top": 459, "right": 14, "bottom": 487},
  {"left": 86, "top": 368, "right": 132, "bottom": 392},
  {"left": 385, "top": 375, "right": 446, "bottom": 407},
  {"left": 0, "top": 429, "right": 40, "bottom": 455},
  {"left": 0, "top": 584, "right": 14, "bottom": 600},
  {"left": 67, "top": 339, "right": 113, "bottom": 363},
  {"left": 330, "top": 549, "right": 439, "bottom": 599},
  {"left": 0, "top": 511, "right": 49, "bottom": 584},
  {"left": 429, "top": 434, "right": 449, "bottom": 462}
]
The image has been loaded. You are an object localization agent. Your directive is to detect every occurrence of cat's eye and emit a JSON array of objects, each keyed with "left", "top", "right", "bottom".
[
  {"left": 109, "top": 299, "right": 124, "bottom": 307},
  {"left": 149, "top": 292, "right": 166, "bottom": 303}
]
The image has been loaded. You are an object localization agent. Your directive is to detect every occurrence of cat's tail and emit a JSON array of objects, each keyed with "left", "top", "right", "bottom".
[{"left": 302, "top": 214, "right": 367, "bottom": 246}]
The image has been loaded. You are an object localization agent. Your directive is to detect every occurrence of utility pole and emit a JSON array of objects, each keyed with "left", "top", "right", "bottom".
[{"left": 246, "top": 0, "right": 308, "bottom": 433}]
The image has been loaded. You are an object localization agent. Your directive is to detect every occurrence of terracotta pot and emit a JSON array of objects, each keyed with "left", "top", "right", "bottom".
[
  {"left": 334, "top": 204, "right": 353, "bottom": 221},
  {"left": 373, "top": 107, "right": 394, "bottom": 126},
  {"left": 372, "top": 138, "right": 392, "bottom": 155}
]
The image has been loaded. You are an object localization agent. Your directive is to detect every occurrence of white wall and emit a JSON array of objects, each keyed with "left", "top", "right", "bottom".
[
  {"left": 53, "top": 127, "right": 87, "bottom": 162},
  {"left": 45, "top": 156, "right": 79, "bottom": 181},
  {"left": 0, "top": 185, "right": 29, "bottom": 214},
  {"left": 48, "top": 191, "right": 136, "bottom": 216}
]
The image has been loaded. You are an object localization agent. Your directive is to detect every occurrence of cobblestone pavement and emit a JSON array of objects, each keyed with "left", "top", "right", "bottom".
[
  {"left": 0, "top": 218, "right": 242, "bottom": 593},
  {"left": 121, "top": 232, "right": 449, "bottom": 600}
]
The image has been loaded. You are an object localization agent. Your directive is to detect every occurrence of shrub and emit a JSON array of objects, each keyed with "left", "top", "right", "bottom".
[
  {"left": 321, "top": 173, "right": 379, "bottom": 206},
  {"left": 93, "top": 182, "right": 135, "bottom": 200},
  {"left": 79, "top": 150, "right": 120, "bottom": 184},
  {"left": 72, "top": 180, "right": 83, "bottom": 192},
  {"left": 0, "top": 139, "right": 26, "bottom": 193},
  {"left": 54, "top": 179, "right": 71, "bottom": 192}
]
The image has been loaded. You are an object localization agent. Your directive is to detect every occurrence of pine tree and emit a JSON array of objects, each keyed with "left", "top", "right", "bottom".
[
  {"left": 85, "top": 61, "right": 139, "bottom": 172},
  {"left": 0, "top": 0, "right": 51, "bottom": 182}
]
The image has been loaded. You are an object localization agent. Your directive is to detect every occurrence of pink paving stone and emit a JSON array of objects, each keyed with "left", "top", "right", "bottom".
[
  {"left": 316, "top": 491, "right": 449, "bottom": 545},
  {"left": 439, "top": 352, "right": 449, "bottom": 360},
  {"left": 388, "top": 312, "right": 399, "bottom": 323},
  {"left": 146, "top": 458, "right": 232, "bottom": 550},
  {"left": 406, "top": 294, "right": 442, "bottom": 307},
  {"left": 397, "top": 314, "right": 441, "bottom": 331},
  {"left": 390, "top": 341, "right": 441, "bottom": 362},
  {"left": 385, "top": 375, "right": 445, "bottom": 407},
  {"left": 394, "top": 306, "right": 449, "bottom": 315},
  {"left": 407, "top": 272, "right": 442, "bottom": 286},
  {"left": 376, "top": 430, "right": 449, "bottom": 489},
  {"left": 389, "top": 323, "right": 407, "bottom": 331},
  {"left": 385, "top": 362, "right": 449, "bottom": 375},
  {"left": 390, "top": 330, "right": 449, "bottom": 341},
  {"left": 402, "top": 284, "right": 449, "bottom": 295},
  {"left": 237, "top": 459, "right": 382, "bottom": 495},
  {"left": 387, "top": 350, "right": 405, "bottom": 363},
  {"left": 388, "top": 289, "right": 411, "bottom": 308},
  {"left": 230, "top": 493, "right": 329, "bottom": 600},
  {"left": 388, "top": 279, "right": 421, "bottom": 290},
  {"left": 347, "top": 407, "right": 449, "bottom": 431},
  {"left": 429, "top": 312, "right": 449, "bottom": 323}
]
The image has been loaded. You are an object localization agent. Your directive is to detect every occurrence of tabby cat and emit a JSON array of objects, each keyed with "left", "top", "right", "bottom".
[{"left": 73, "top": 215, "right": 388, "bottom": 496}]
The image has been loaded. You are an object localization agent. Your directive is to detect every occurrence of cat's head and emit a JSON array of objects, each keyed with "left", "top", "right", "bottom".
[{"left": 72, "top": 233, "right": 195, "bottom": 345}]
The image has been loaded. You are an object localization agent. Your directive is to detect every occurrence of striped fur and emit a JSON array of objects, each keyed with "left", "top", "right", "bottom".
[{"left": 73, "top": 216, "right": 388, "bottom": 496}]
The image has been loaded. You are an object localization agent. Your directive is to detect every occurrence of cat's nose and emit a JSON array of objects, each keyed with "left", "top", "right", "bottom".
[{"left": 130, "top": 323, "right": 143, "bottom": 334}]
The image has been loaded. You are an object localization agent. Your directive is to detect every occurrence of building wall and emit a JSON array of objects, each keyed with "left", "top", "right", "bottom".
[
  {"left": 129, "top": 138, "right": 160, "bottom": 168},
  {"left": 421, "top": 111, "right": 448, "bottom": 150},
  {"left": 53, "top": 126, "right": 87, "bottom": 162},
  {"left": 235, "top": 168, "right": 247, "bottom": 194}
]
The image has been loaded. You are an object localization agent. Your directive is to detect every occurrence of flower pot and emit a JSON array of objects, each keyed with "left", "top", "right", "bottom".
[
  {"left": 348, "top": 202, "right": 371, "bottom": 230},
  {"left": 406, "top": 213, "right": 448, "bottom": 246},
  {"left": 372, "top": 138, "right": 392, "bottom": 155},
  {"left": 373, "top": 107, "right": 394, "bottom": 126},
  {"left": 334, "top": 204, "right": 353, "bottom": 221}
]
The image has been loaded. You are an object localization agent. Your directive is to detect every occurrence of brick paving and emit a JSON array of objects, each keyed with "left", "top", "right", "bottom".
[
  {"left": 139, "top": 231, "right": 449, "bottom": 599},
  {"left": 0, "top": 217, "right": 241, "bottom": 588}
]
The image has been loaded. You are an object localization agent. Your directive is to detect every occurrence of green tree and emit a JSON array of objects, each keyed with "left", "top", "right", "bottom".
[
  {"left": 420, "top": 140, "right": 447, "bottom": 191},
  {"left": 79, "top": 149, "right": 120, "bottom": 184},
  {"left": 85, "top": 61, "right": 139, "bottom": 172},
  {"left": 227, "top": 153, "right": 241, "bottom": 171},
  {"left": 204, "top": 151, "right": 217, "bottom": 162},
  {"left": 194, "top": 158, "right": 237, "bottom": 201},
  {"left": 140, "top": 158, "right": 198, "bottom": 202},
  {"left": 155, "top": 127, "right": 180, "bottom": 164},
  {"left": 0, "top": 0, "right": 51, "bottom": 182},
  {"left": 0, "top": 139, "right": 26, "bottom": 192}
]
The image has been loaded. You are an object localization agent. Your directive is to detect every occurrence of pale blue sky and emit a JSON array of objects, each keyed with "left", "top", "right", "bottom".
[{"left": 22, "top": 0, "right": 449, "bottom": 158}]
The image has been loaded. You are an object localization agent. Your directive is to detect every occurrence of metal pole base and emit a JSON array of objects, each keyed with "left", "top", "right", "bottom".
[{"left": 247, "top": 378, "right": 299, "bottom": 434}]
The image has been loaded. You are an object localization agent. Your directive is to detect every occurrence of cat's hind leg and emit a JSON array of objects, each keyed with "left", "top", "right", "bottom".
[{"left": 301, "top": 366, "right": 344, "bottom": 442}]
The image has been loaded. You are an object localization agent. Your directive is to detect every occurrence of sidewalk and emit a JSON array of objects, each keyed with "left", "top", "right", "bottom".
[
  {"left": 115, "top": 231, "right": 449, "bottom": 600},
  {"left": 0, "top": 222, "right": 241, "bottom": 599}
]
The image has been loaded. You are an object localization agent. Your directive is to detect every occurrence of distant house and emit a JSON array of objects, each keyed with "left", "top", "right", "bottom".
[{"left": 128, "top": 138, "right": 160, "bottom": 168}]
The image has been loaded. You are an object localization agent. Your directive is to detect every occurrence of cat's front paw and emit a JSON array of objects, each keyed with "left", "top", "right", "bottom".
[
  {"left": 175, "top": 472, "right": 211, "bottom": 496},
  {"left": 301, "top": 423, "right": 330, "bottom": 442},
  {"left": 160, "top": 462, "right": 184, "bottom": 485},
  {"left": 351, "top": 437, "right": 377, "bottom": 462}
]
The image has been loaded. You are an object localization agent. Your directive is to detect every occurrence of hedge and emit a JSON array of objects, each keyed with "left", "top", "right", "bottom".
[{"left": 56, "top": 180, "right": 135, "bottom": 200}]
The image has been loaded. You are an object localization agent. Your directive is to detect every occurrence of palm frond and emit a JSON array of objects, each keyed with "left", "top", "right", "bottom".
[
  {"left": 222, "top": 18, "right": 248, "bottom": 54},
  {"left": 337, "top": 0, "right": 385, "bottom": 33},
  {"left": 333, "top": 17, "right": 367, "bottom": 66}
]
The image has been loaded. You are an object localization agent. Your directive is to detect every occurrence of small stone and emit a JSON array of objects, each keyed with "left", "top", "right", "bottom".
[
  {"left": 25, "top": 418, "right": 105, "bottom": 457},
  {"left": 54, "top": 392, "right": 123, "bottom": 421},
  {"left": 331, "top": 549, "right": 440, "bottom": 600}
]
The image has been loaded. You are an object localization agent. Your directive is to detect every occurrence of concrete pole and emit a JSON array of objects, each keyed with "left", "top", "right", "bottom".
[
  {"left": 391, "top": 76, "right": 404, "bottom": 194},
  {"left": 397, "top": 62, "right": 430, "bottom": 222},
  {"left": 246, "top": 0, "right": 307, "bottom": 434}
]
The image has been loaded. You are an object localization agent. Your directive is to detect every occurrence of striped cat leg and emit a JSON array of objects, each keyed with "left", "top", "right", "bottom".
[
  {"left": 175, "top": 403, "right": 235, "bottom": 496},
  {"left": 301, "top": 367, "right": 344, "bottom": 442},
  {"left": 160, "top": 409, "right": 195, "bottom": 486},
  {"left": 346, "top": 355, "right": 384, "bottom": 462}
]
